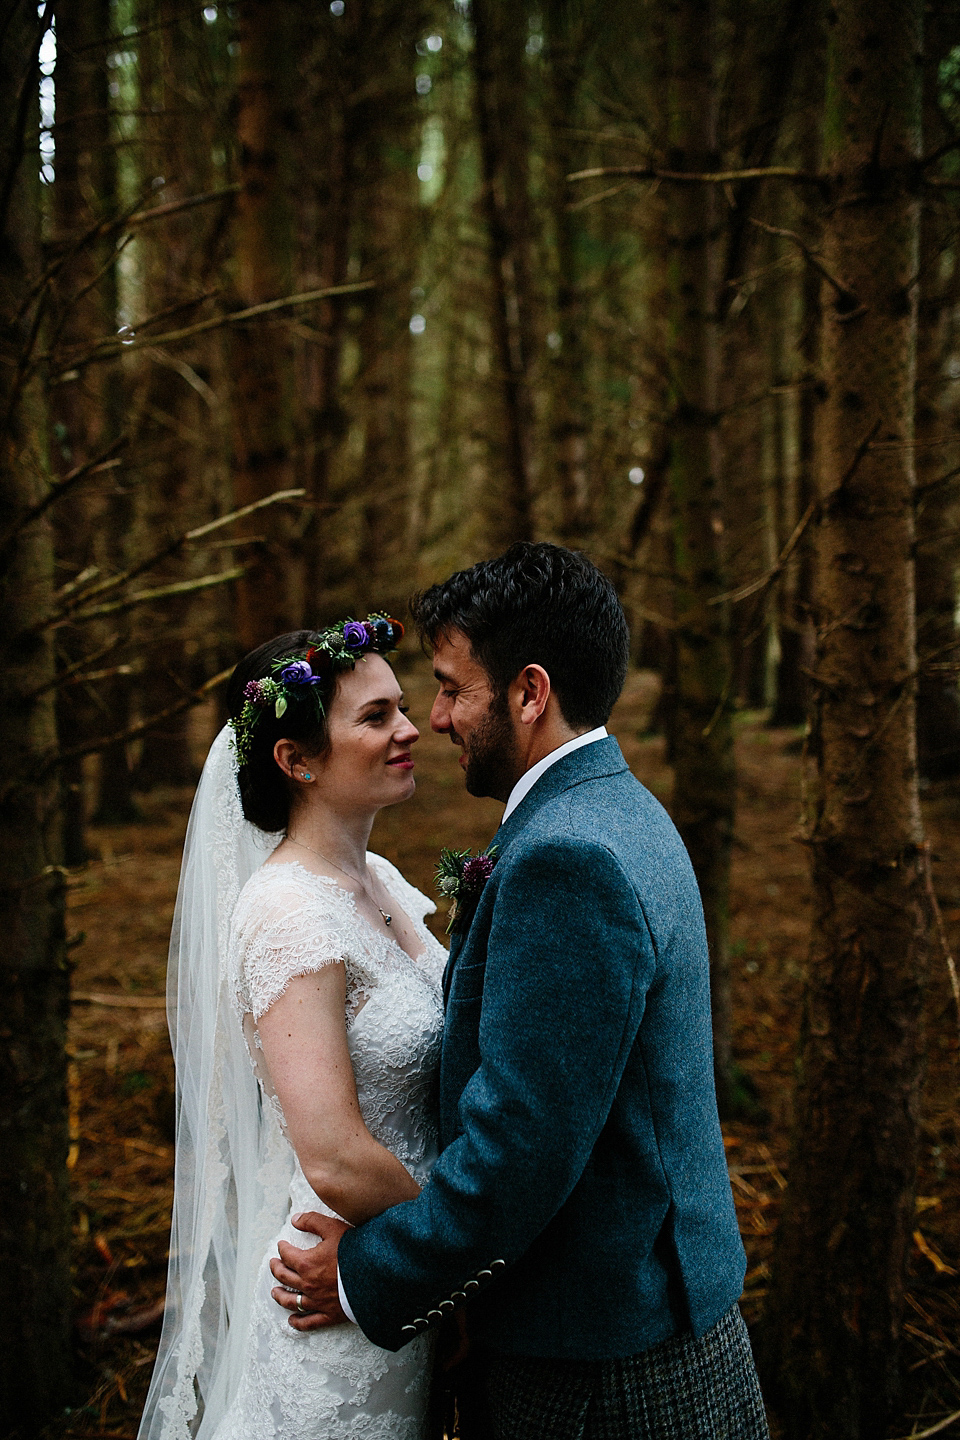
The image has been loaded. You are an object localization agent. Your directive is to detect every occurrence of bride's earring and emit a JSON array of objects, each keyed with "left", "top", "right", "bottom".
[{"left": 300, "top": 771, "right": 312, "bottom": 781}]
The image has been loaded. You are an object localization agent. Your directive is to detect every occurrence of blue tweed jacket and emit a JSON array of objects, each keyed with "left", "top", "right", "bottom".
[{"left": 337, "top": 737, "right": 745, "bottom": 1358}]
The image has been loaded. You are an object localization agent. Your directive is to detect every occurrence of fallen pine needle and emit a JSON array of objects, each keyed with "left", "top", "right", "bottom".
[
  {"left": 913, "top": 1229, "right": 958, "bottom": 1277},
  {"left": 889, "top": 1408, "right": 960, "bottom": 1439}
]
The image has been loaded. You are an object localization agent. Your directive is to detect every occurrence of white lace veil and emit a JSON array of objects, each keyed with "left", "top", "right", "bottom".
[{"left": 138, "top": 727, "right": 293, "bottom": 1440}]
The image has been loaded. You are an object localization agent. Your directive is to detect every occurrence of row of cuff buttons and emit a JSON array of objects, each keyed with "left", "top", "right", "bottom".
[{"left": 401, "top": 1258, "right": 506, "bottom": 1337}]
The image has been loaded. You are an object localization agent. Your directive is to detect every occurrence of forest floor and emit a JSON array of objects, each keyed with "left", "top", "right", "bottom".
[{"left": 48, "top": 654, "right": 960, "bottom": 1440}]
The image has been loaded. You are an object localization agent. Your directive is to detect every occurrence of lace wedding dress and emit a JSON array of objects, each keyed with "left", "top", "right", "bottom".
[
  {"left": 214, "top": 856, "right": 447, "bottom": 1440},
  {"left": 137, "top": 726, "right": 447, "bottom": 1440}
]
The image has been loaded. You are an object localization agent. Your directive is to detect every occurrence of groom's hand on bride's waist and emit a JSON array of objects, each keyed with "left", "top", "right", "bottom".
[{"left": 270, "top": 1212, "right": 350, "bottom": 1331}]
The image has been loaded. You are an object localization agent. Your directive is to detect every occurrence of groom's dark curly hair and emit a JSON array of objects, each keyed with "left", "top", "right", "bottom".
[{"left": 410, "top": 543, "right": 629, "bottom": 730}]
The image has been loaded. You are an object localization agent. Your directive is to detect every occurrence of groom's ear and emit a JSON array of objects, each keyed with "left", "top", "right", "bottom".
[{"left": 516, "top": 664, "right": 551, "bottom": 726}]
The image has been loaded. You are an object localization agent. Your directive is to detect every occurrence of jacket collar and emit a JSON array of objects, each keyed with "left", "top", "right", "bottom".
[{"left": 492, "top": 734, "right": 628, "bottom": 853}]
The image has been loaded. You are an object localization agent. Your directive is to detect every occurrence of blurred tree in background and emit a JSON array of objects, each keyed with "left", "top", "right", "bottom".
[{"left": 1, "top": 0, "right": 959, "bottom": 1434}]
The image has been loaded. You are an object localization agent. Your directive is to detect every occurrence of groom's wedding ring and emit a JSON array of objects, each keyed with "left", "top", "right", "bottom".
[{"left": 295, "top": 1293, "right": 306, "bottom": 1314}]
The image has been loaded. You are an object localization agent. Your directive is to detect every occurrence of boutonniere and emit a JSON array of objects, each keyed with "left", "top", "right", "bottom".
[{"left": 435, "top": 846, "right": 499, "bottom": 935}]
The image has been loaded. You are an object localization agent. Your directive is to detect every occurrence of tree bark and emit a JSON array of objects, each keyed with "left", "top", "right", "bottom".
[
  {"left": 914, "top": 39, "right": 960, "bottom": 781},
  {"left": 470, "top": 0, "right": 537, "bottom": 546},
  {"left": 0, "top": 4, "right": 71, "bottom": 1424},
  {"left": 51, "top": 0, "right": 135, "bottom": 844},
  {"left": 760, "top": 3, "right": 927, "bottom": 1434},
  {"left": 230, "top": 0, "right": 299, "bottom": 650},
  {"left": 130, "top": 0, "right": 218, "bottom": 790},
  {"left": 662, "top": 0, "right": 737, "bottom": 1113},
  {"left": 544, "top": 1, "right": 594, "bottom": 545}
]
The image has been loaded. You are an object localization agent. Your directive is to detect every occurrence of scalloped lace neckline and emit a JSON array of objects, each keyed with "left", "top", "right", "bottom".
[{"left": 261, "top": 857, "right": 429, "bottom": 964}]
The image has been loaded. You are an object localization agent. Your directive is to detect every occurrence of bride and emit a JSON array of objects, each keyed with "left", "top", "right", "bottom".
[{"left": 137, "top": 617, "right": 448, "bottom": 1440}]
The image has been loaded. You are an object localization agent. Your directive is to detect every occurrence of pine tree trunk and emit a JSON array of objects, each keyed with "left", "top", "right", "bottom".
[
  {"left": 301, "top": 5, "right": 359, "bottom": 613},
  {"left": 760, "top": 3, "right": 927, "bottom": 1434},
  {"left": 914, "top": 53, "right": 960, "bottom": 780},
  {"left": 51, "top": 0, "right": 134, "bottom": 844},
  {"left": 470, "top": 0, "right": 537, "bottom": 546},
  {"left": 663, "top": 0, "right": 737, "bottom": 1113},
  {"left": 130, "top": 0, "right": 217, "bottom": 790},
  {"left": 0, "top": 6, "right": 72, "bottom": 1424},
  {"left": 231, "top": 0, "right": 299, "bottom": 650},
  {"left": 544, "top": 4, "right": 593, "bottom": 545}
]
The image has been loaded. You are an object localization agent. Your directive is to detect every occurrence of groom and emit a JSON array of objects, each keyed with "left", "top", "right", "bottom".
[{"left": 271, "top": 543, "right": 768, "bottom": 1437}]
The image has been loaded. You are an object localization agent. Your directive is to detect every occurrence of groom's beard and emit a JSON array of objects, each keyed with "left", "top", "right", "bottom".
[{"left": 458, "top": 691, "right": 521, "bottom": 802}]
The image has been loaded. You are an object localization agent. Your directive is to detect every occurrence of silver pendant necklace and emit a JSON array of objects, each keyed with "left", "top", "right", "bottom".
[{"left": 286, "top": 836, "right": 392, "bottom": 926}]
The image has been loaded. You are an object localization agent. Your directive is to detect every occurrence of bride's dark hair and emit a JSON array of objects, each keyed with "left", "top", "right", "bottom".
[{"left": 226, "top": 629, "right": 333, "bottom": 833}]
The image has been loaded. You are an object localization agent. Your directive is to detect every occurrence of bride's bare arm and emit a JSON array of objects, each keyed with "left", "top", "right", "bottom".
[{"left": 257, "top": 965, "right": 420, "bottom": 1227}]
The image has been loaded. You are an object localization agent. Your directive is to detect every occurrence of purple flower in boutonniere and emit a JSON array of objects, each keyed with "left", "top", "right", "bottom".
[{"left": 435, "top": 845, "right": 499, "bottom": 935}]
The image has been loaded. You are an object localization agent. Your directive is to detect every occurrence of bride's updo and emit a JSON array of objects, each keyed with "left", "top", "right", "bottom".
[{"left": 226, "top": 616, "right": 405, "bottom": 833}]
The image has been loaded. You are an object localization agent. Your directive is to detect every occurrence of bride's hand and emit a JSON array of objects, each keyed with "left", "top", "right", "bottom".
[{"left": 270, "top": 1212, "right": 351, "bottom": 1331}]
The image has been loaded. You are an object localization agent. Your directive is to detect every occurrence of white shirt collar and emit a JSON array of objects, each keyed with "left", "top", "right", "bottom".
[{"left": 501, "top": 726, "right": 608, "bottom": 824}]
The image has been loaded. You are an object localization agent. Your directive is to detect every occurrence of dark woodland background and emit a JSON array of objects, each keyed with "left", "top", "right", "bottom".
[{"left": 1, "top": 0, "right": 960, "bottom": 1437}]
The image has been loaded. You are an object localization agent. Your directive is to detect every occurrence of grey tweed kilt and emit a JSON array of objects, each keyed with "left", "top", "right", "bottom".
[{"left": 483, "top": 1303, "right": 769, "bottom": 1440}]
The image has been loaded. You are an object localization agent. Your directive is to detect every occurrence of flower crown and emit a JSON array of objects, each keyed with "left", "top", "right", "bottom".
[{"left": 229, "top": 613, "right": 405, "bottom": 767}]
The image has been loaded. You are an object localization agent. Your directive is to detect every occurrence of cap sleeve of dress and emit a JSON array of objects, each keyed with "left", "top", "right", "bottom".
[{"left": 230, "top": 864, "right": 354, "bottom": 1021}]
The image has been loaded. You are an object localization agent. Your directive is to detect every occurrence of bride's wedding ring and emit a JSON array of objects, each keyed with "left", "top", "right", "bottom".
[{"left": 295, "top": 1293, "right": 307, "bottom": 1314}]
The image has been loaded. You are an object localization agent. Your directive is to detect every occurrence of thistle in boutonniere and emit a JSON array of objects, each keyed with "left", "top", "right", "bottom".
[{"left": 435, "top": 846, "right": 499, "bottom": 935}]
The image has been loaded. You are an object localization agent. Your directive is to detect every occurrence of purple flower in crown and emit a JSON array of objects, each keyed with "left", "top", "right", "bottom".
[
  {"left": 279, "top": 659, "right": 322, "bottom": 685},
  {"left": 243, "top": 679, "right": 268, "bottom": 705},
  {"left": 343, "top": 620, "right": 368, "bottom": 650}
]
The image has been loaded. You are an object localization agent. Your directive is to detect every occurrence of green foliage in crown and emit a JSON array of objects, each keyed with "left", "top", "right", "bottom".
[{"left": 229, "top": 613, "right": 405, "bottom": 767}]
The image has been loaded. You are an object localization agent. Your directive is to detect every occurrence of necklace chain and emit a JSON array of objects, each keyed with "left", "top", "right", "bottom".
[{"left": 286, "top": 836, "right": 392, "bottom": 926}]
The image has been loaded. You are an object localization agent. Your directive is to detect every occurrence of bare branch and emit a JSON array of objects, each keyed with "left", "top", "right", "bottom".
[
  {"left": 49, "top": 666, "right": 234, "bottom": 771},
  {"left": 749, "top": 218, "right": 860, "bottom": 310},
  {"left": 50, "top": 281, "right": 377, "bottom": 378},
  {"left": 50, "top": 568, "right": 246, "bottom": 629},
  {"left": 0, "top": 436, "right": 129, "bottom": 557},
  {"left": 914, "top": 462, "right": 960, "bottom": 499},
  {"left": 126, "top": 183, "right": 241, "bottom": 228},
  {"left": 567, "top": 163, "right": 824, "bottom": 186},
  {"left": 21, "top": 635, "right": 121, "bottom": 702},
  {"left": 59, "top": 487, "right": 305, "bottom": 613},
  {"left": 58, "top": 664, "right": 134, "bottom": 688},
  {"left": 567, "top": 182, "right": 632, "bottom": 211},
  {"left": 709, "top": 498, "right": 819, "bottom": 606}
]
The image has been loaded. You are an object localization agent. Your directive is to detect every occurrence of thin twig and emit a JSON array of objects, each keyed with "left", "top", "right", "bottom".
[
  {"left": 50, "top": 568, "right": 246, "bottom": 628},
  {"left": 0, "top": 436, "right": 129, "bottom": 556},
  {"left": 922, "top": 841, "right": 960, "bottom": 1055},
  {"left": 567, "top": 164, "right": 823, "bottom": 185},
  {"left": 709, "top": 498, "right": 818, "bottom": 606},
  {"left": 57, "top": 488, "right": 305, "bottom": 613},
  {"left": 126, "top": 183, "right": 240, "bottom": 227},
  {"left": 49, "top": 665, "right": 234, "bottom": 771},
  {"left": 749, "top": 218, "right": 859, "bottom": 309},
  {"left": 23, "top": 634, "right": 121, "bottom": 702},
  {"left": 50, "top": 281, "right": 377, "bottom": 377},
  {"left": 567, "top": 182, "right": 631, "bottom": 211},
  {"left": 889, "top": 1406, "right": 960, "bottom": 1439},
  {"left": 820, "top": 419, "right": 883, "bottom": 511}
]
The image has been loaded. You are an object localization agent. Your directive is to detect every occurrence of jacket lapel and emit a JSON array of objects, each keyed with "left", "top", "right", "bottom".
[{"left": 440, "top": 737, "right": 628, "bottom": 1006}]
